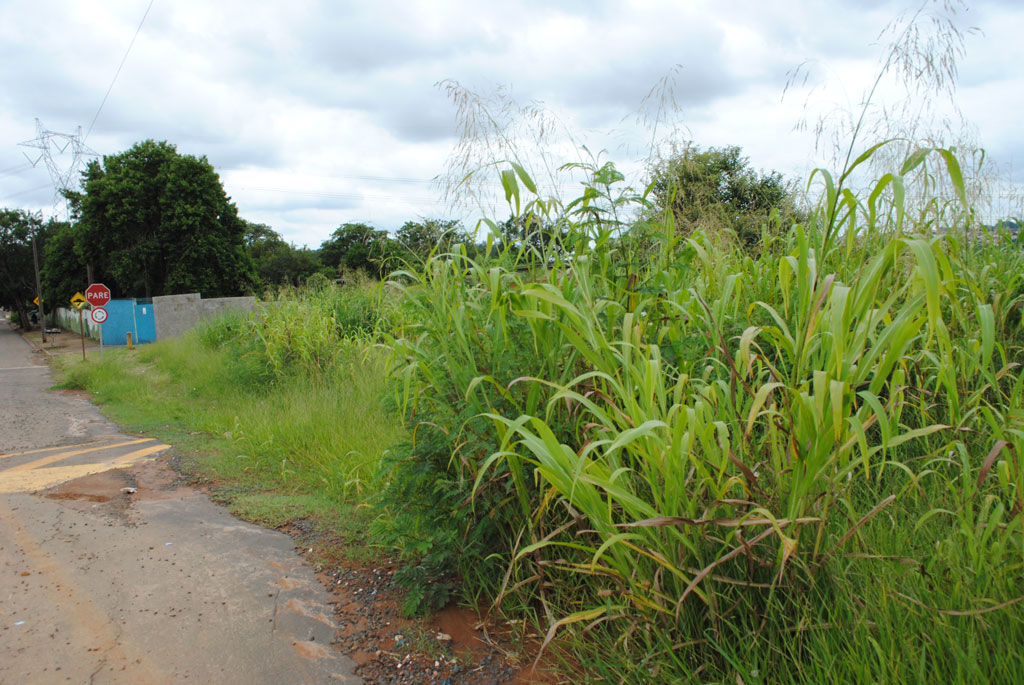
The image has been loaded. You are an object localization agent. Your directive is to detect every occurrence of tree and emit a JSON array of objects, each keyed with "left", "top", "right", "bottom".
[
  {"left": 243, "top": 221, "right": 324, "bottom": 289},
  {"left": 498, "top": 214, "right": 553, "bottom": 250},
  {"left": 1, "top": 212, "right": 86, "bottom": 327},
  {"left": 0, "top": 208, "right": 44, "bottom": 328},
  {"left": 393, "top": 219, "right": 470, "bottom": 264},
  {"left": 242, "top": 220, "right": 280, "bottom": 249},
  {"left": 650, "top": 145, "right": 800, "bottom": 250},
  {"left": 72, "top": 140, "right": 255, "bottom": 298},
  {"left": 318, "top": 223, "right": 390, "bottom": 277},
  {"left": 40, "top": 219, "right": 84, "bottom": 308},
  {"left": 497, "top": 213, "right": 568, "bottom": 262}
]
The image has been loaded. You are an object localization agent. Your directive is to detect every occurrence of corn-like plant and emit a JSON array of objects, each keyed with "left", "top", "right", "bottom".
[{"left": 385, "top": 146, "right": 1024, "bottom": 680}]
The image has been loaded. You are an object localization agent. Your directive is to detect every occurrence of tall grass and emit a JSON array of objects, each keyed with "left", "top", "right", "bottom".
[
  {"left": 58, "top": 278, "right": 401, "bottom": 502},
  {"left": 384, "top": 148, "right": 1024, "bottom": 680},
  {"left": 54, "top": 141, "right": 1024, "bottom": 679}
]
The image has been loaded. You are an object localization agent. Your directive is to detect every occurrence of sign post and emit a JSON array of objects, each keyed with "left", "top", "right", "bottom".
[
  {"left": 91, "top": 306, "right": 108, "bottom": 361},
  {"left": 85, "top": 284, "right": 111, "bottom": 362},
  {"left": 71, "top": 292, "right": 87, "bottom": 360}
]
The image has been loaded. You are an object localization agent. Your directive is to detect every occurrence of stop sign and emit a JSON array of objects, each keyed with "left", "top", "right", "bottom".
[{"left": 85, "top": 283, "right": 111, "bottom": 308}]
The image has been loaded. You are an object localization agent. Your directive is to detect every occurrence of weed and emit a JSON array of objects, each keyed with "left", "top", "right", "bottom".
[{"left": 383, "top": 146, "right": 1024, "bottom": 681}]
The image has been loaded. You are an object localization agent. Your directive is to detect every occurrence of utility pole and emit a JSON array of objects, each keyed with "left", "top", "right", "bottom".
[{"left": 31, "top": 234, "right": 46, "bottom": 344}]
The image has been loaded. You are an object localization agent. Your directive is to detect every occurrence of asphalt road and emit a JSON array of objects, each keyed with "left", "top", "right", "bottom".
[{"left": 0, "top": 323, "right": 359, "bottom": 684}]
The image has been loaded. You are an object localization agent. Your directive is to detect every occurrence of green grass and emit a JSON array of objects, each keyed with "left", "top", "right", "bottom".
[{"left": 53, "top": 327, "right": 402, "bottom": 557}]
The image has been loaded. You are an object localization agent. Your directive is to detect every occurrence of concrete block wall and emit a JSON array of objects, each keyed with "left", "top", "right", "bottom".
[{"left": 152, "top": 293, "right": 256, "bottom": 339}]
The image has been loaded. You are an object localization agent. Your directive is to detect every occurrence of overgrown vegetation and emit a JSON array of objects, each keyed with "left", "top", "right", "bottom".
[
  {"left": 51, "top": 2, "right": 1024, "bottom": 680},
  {"left": 650, "top": 144, "right": 802, "bottom": 251},
  {"left": 59, "top": 140, "right": 1024, "bottom": 679},
  {"left": 55, "top": 279, "right": 401, "bottom": 527},
  {"left": 378, "top": 142, "right": 1024, "bottom": 680}
]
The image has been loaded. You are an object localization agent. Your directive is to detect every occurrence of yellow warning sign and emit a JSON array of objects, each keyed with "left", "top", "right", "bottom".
[{"left": 70, "top": 292, "right": 87, "bottom": 308}]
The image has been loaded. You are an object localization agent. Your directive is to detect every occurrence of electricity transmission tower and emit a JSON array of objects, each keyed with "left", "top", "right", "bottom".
[
  {"left": 18, "top": 118, "right": 98, "bottom": 215},
  {"left": 16, "top": 119, "right": 98, "bottom": 342}
]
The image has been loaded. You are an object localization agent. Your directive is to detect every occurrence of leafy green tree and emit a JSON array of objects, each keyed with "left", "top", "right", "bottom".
[
  {"left": 71, "top": 140, "right": 255, "bottom": 298},
  {"left": 0, "top": 208, "right": 44, "bottom": 328},
  {"left": 1, "top": 212, "right": 82, "bottom": 327},
  {"left": 242, "top": 220, "right": 279, "bottom": 249},
  {"left": 650, "top": 145, "right": 800, "bottom": 250},
  {"left": 497, "top": 213, "right": 568, "bottom": 261},
  {"left": 318, "top": 223, "right": 390, "bottom": 277},
  {"left": 393, "top": 219, "right": 470, "bottom": 264},
  {"left": 243, "top": 221, "right": 324, "bottom": 289},
  {"left": 40, "top": 219, "right": 86, "bottom": 308}
]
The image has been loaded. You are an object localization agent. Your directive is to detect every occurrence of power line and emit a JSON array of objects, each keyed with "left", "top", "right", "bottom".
[
  {"left": 0, "top": 162, "right": 33, "bottom": 177},
  {"left": 225, "top": 169, "right": 440, "bottom": 185},
  {"left": 1, "top": 183, "right": 55, "bottom": 201},
  {"left": 238, "top": 186, "right": 447, "bottom": 205},
  {"left": 85, "top": 0, "right": 156, "bottom": 141},
  {"left": 221, "top": 168, "right": 562, "bottom": 191},
  {"left": 226, "top": 171, "right": 559, "bottom": 196}
]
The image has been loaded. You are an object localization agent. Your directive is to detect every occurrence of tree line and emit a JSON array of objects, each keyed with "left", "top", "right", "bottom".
[{"left": 2, "top": 139, "right": 800, "bottom": 329}]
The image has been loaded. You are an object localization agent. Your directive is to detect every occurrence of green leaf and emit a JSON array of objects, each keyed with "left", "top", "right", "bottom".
[
  {"left": 904, "top": 239, "right": 942, "bottom": 334},
  {"left": 594, "top": 161, "right": 625, "bottom": 186},
  {"left": 900, "top": 147, "right": 931, "bottom": 176},
  {"left": 936, "top": 148, "right": 968, "bottom": 208},
  {"left": 887, "top": 424, "right": 950, "bottom": 449},
  {"left": 978, "top": 303, "right": 995, "bottom": 366},
  {"left": 501, "top": 168, "right": 521, "bottom": 214},
  {"left": 746, "top": 382, "right": 784, "bottom": 436},
  {"left": 510, "top": 161, "right": 537, "bottom": 194},
  {"left": 840, "top": 140, "right": 894, "bottom": 184}
]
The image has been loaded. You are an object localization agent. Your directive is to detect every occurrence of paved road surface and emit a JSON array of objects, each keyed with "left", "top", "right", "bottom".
[{"left": 0, "top": 323, "right": 359, "bottom": 684}]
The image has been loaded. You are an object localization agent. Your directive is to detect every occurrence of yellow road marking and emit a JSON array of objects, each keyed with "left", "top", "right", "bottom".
[
  {"left": 0, "top": 443, "right": 171, "bottom": 494},
  {"left": 107, "top": 443, "right": 171, "bottom": 464},
  {"left": 0, "top": 438, "right": 115, "bottom": 460},
  {"left": 2, "top": 438, "right": 153, "bottom": 469}
]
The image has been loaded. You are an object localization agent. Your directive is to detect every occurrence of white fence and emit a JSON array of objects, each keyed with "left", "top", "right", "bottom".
[{"left": 54, "top": 307, "right": 101, "bottom": 340}]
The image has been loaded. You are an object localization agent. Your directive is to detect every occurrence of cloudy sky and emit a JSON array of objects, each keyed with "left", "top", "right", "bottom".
[{"left": 1, "top": 0, "right": 1020, "bottom": 247}]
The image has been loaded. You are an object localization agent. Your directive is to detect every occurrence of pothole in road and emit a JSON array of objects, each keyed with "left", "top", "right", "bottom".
[
  {"left": 38, "top": 457, "right": 198, "bottom": 513},
  {"left": 43, "top": 469, "right": 128, "bottom": 502}
]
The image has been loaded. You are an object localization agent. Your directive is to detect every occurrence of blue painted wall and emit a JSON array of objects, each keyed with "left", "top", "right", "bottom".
[{"left": 96, "top": 299, "right": 156, "bottom": 346}]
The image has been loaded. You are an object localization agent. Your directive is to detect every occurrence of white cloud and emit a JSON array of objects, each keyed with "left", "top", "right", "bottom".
[{"left": 0, "top": 0, "right": 1019, "bottom": 243}]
